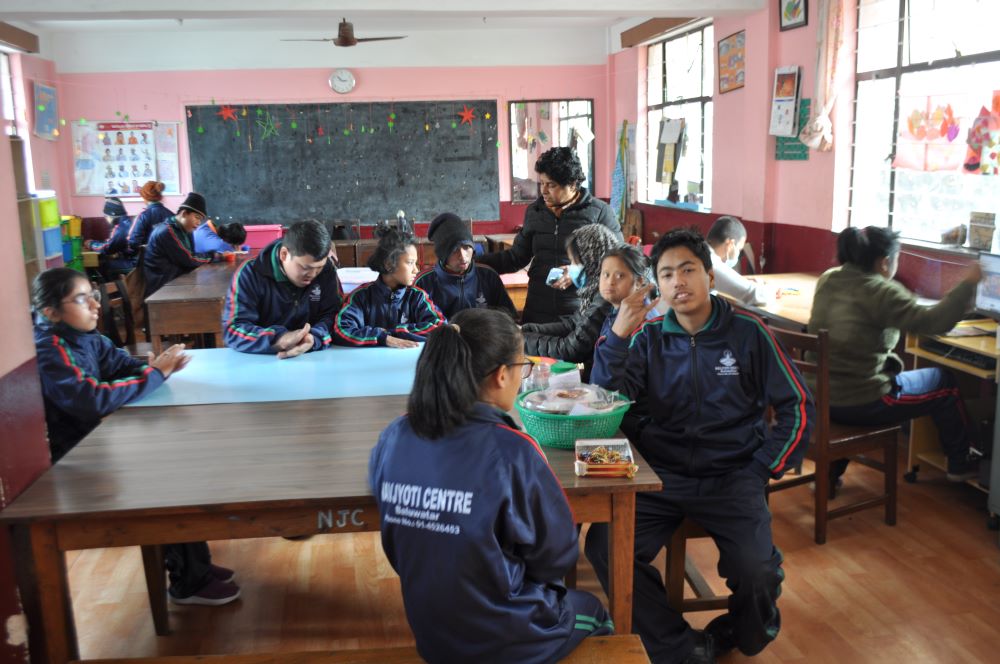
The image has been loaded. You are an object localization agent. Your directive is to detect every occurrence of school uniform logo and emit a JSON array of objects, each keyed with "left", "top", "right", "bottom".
[
  {"left": 310, "top": 285, "right": 322, "bottom": 302},
  {"left": 715, "top": 349, "right": 740, "bottom": 376},
  {"left": 476, "top": 291, "right": 487, "bottom": 307}
]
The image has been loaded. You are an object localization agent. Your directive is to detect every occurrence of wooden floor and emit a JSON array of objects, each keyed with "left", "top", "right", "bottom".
[{"left": 66, "top": 449, "right": 1000, "bottom": 663}]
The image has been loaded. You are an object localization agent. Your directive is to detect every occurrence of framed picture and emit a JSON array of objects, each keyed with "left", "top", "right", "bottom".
[
  {"left": 779, "top": 0, "right": 808, "bottom": 31},
  {"left": 717, "top": 30, "right": 746, "bottom": 94}
]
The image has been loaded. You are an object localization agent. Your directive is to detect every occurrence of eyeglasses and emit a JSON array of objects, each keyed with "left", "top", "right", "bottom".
[
  {"left": 506, "top": 360, "right": 536, "bottom": 380},
  {"left": 62, "top": 290, "right": 101, "bottom": 307}
]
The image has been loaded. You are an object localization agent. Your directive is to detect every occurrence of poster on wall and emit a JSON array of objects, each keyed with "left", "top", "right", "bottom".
[
  {"left": 153, "top": 122, "right": 181, "bottom": 195},
  {"left": 33, "top": 82, "right": 58, "bottom": 140},
  {"left": 72, "top": 121, "right": 179, "bottom": 196},
  {"left": 768, "top": 66, "right": 801, "bottom": 137}
]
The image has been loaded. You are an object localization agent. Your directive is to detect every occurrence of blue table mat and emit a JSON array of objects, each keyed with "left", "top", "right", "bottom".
[{"left": 129, "top": 346, "right": 421, "bottom": 407}]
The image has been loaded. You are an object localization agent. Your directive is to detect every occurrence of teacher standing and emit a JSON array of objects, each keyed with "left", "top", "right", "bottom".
[{"left": 478, "top": 147, "right": 622, "bottom": 324}]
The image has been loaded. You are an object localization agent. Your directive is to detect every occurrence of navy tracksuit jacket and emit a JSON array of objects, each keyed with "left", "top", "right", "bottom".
[
  {"left": 414, "top": 262, "right": 516, "bottom": 320},
  {"left": 334, "top": 278, "right": 444, "bottom": 346},
  {"left": 127, "top": 201, "right": 173, "bottom": 253},
  {"left": 33, "top": 319, "right": 165, "bottom": 461},
  {"left": 222, "top": 239, "right": 343, "bottom": 354},
  {"left": 143, "top": 218, "right": 216, "bottom": 296},
  {"left": 369, "top": 403, "right": 594, "bottom": 664}
]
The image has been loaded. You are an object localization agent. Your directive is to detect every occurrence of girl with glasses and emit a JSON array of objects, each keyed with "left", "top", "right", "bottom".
[
  {"left": 369, "top": 308, "right": 612, "bottom": 663},
  {"left": 31, "top": 267, "right": 240, "bottom": 607}
]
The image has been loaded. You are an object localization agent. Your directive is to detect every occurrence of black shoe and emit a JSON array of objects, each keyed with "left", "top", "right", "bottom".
[
  {"left": 946, "top": 455, "right": 979, "bottom": 482},
  {"left": 680, "top": 629, "right": 717, "bottom": 664},
  {"left": 704, "top": 615, "right": 736, "bottom": 656}
]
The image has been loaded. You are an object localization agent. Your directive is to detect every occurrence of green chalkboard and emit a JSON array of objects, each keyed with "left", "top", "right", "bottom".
[{"left": 186, "top": 101, "right": 500, "bottom": 225}]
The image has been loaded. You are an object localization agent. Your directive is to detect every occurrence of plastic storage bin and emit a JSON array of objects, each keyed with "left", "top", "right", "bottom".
[
  {"left": 244, "top": 224, "right": 284, "bottom": 249},
  {"left": 38, "top": 198, "right": 60, "bottom": 229},
  {"left": 43, "top": 227, "right": 63, "bottom": 257},
  {"left": 65, "top": 215, "right": 83, "bottom": 237},
  {"left": 62, "top": 240, "right": 74, "bottom": 263}
]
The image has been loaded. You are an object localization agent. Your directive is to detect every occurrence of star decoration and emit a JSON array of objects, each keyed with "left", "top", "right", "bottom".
[
  {"left": 216, "top": 105, "right": 238, "bottom": 122},
  {"left": 256, "top": 112, "right": 279, "bottom": 140},
  {"left": 485, "top": 112, "right": 492, "bottom": 120},
  {"left": 458, "top": 105, "right": 476, "bottom": 126}
]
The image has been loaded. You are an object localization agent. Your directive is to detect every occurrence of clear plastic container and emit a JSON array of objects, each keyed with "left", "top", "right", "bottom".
[{"left": 533, "top": 363, "right": 551, "bottom": 391}]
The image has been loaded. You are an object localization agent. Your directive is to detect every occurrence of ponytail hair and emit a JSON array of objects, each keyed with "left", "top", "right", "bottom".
[
  {"left": 836, "top": 226, "right": 900, "bottom": 272},
  {"left": 407, "top": 308, "right": 523, "bottom": 439},
  {"left": 368, "top": 226, "right": 416, "bottom": 274}
]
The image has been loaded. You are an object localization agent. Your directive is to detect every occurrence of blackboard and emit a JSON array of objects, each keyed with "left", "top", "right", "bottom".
[{"left": 186, "top": 101, "right": 499, "bottom": 225}]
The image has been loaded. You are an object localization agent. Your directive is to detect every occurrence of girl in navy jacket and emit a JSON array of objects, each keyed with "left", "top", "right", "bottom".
[
  {"left": 335, "top": 227, "right": 444, "bottom": 347},
  {"left": 31, "top": 267, "right": 238, "bottom": 606},
  {"left": 127, "top": 180, "right": 174, "bottom": 253},
  {"left": 86, "top": 197, "right": 136, "bottom": 276},
  {"left": 595, "top": 244, "right": 656, "bottom": 345},
  {"left": 369, "top": 308, "right": 612, "bottom": 664}
]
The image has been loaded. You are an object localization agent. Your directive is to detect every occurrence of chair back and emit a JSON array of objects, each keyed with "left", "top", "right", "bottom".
[
  {"left": 98, "top": 278, "right": 138, "bottom": 348},
  {"left": 769, "top": 327, "right": 830, "bottom": 464}
]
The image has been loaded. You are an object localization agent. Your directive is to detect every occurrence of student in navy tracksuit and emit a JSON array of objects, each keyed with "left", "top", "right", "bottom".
[
  {"left": 585, "top": 229, "right": 814, "bottom": 664},
  {"left": 85, "top": 197, "right": 136, "bottom": 276},
  {"left": 595, "top": 244, "right": 656, "bottom": 344},
  {"left": 31, "top": 268, "right": 239, "bottom": 606},
  {"left": 223, "top": 220, "right": 343, "bottom": 357},
  {"left": 414, "top": 212, "right": 516, "bottom": 320},
  {"left": 127, "top": 180, "right": 174, "bottom": 253},
  {"left": 369, "top": 308, "right": 613, "bottom": 664},
  {"left": 143, "top": 192, "right": 224, "bottom": 297},
  {"left": 194, "top": 220, "right": 247, "bottom": 254},
  {"left": 335, "top": 227, "right": 444, "bottom": 348}
]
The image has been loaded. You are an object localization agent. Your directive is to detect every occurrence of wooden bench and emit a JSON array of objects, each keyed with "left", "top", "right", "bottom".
[{"left": 74, "top": 635, "right": 650, "bottom": 664}]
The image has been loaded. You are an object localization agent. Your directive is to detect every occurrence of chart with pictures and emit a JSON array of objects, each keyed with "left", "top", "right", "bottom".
[{"left": 72, "top": 121, "right": 178, "bottom": 196}]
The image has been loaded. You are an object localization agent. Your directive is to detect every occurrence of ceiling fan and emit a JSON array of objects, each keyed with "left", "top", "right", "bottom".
[{"left": 281, "top": 18, "right": 407, "bottom": 47}]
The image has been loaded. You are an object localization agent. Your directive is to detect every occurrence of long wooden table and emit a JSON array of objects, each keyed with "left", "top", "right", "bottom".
[
  {"left": 724, "top": 272, "right": 820, "bottom": 330},
  {"left": 3, "top": 389, "right": 660, "bottom": 663},
  {"left": 144, "top": 261, "right": 243, "bottom": 354}
]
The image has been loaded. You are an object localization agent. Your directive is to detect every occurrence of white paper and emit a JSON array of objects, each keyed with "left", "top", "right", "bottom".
[
  {"left": 574, "top": 124, "right": 595, "bottom": 146},
  {"left": 659, "top": 119, "right": 683, "bottom": 144}
]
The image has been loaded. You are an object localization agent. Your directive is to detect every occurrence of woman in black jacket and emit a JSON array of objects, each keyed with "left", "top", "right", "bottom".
[
  {"left": 477, "top": 147, "right": 622, "bottom": 324},
  {"left": 522, "top": 224, "right": 621, "bottom": 377}
]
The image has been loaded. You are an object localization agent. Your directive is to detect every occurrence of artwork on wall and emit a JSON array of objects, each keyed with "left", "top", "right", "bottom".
[
  {"left": 72, "top": 121, "right": 180, "bottom": 196},
  {"left": 779, "top": 0, "right": 808, "bottom": 31},
  {"left": 33, "top": 82, "right": 58, "bottom": 140},
  {"left": 717, "top": 30, "right": 746, "bottom": 94},
  {"left": 769, "top": 66, "right": 802, "bottom": 137}
]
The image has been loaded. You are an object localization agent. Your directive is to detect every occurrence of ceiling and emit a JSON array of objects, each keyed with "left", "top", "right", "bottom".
[{"left": 2, "top": 0, "right": 764, "bottom": 35}]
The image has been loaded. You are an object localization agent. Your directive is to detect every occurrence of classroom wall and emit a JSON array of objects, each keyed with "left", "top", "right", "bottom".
[
  {"left": 50, "top": 64, "right": 612, "bottom": 221},
  {"left": 0, "top": 133, "right": 54, "bottom": 664},
  {"left": 13, "top": 54, "right": 71, "bottom": 203}
]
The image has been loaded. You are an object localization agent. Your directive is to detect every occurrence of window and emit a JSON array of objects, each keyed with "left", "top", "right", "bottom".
[
  {"left": 1, "top": 53, "right": 16, "bottom": 135},
  {"left": 644, "top": 22, "right": 713, "bottom": 209},
  {"left": 850, "top": 0, "right": 1000, "bottom": 245}
]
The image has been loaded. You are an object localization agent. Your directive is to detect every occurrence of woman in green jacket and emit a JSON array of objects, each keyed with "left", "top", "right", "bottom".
[{"left": 808, "top": 226, "right": 983, "bottom": 488}]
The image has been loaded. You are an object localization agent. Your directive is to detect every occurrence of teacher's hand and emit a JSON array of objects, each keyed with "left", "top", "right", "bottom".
[{"left": 549, "top": 268, "right": 573, "bottom": 291}]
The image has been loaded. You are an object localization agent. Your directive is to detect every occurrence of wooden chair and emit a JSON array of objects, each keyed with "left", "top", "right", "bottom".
[
  {"left": 665, "top": 520, "right": 730, "bottom": 613},
  {"left": 766, "top": 327, "right": 900, "bottom": 544},
  {"left": 98, "top": 278, "right": 152, "bottom": 359}
]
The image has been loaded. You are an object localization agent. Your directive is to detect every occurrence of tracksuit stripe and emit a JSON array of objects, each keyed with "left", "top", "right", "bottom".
[
  {"left": 53, "top": 336, "right": 153, "bottom": 390},
  {"left": 734, "top": 312, "right": 810, "bottom": 473}
]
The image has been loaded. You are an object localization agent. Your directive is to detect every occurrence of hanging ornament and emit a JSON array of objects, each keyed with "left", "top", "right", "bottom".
[
  {"left": 187, "top": 109, "right": 193, "bottom": 118},
  {"left": 98, "top": 132, "right": 106, "bottom": 141},
  {"left": 317, "top": 126, "right": 325, "bottom": 137},
  {"left": 79, "top": 118, "right": 87, "bottom": 125},
  {"left": 424, "top": 123, "right": 430, "bottom": 132},
  {"left": 343, "top": 128, "right": 351, "bottom": 136},
  {"left": 211, "top": 97, "right": 216, "bottom": 105},
  {"left": 257, "top": 111, "right": 279, "bottom": 139},
  {"left": 485, "top": 112, "right": 492, "bottom": 120},
  {"left": 291, "top": 120, "right": 298, "bottom": 129},
  {"left": 451, "top": 121, "right": 458, "bottom": 129},
  {"left": 59, "top": 118, "right": 66, "bottom": 126},
  {"left": 52, "top": 128, "right": 59, "bottom": 137},
  {"left": 256, "top": 107, "right": 264, "bottom": 117},
  {"left": 458, "top": 104, "right": 476, "bottom": 126},
  {"left": 242, "top": 106, "right": 248, "bottom": 117},
  {"left": 36, "top": 104, "right": 45, "bottom": 111},
  {"left": 216, "top": 105, "right": 238, "bottom": 122},
  {"left": 197, "top": 126, "right": 205, "bottom": 134}
]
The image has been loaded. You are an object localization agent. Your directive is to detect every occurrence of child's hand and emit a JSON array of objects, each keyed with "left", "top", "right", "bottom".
[
  {"left": 274, "top": 324, "right": 311, "bottom": 351},
  {"left": 277, "top": 335, "right": 313, "bottom": 359},
  {"left": 386, "top": 336, "right": 420, "bottom": 349},
  {"left": 148, "top": 344, "right": 191, "bottom": 378},
  {"left": 611, "top": 285, "right": 659, "bottom": 338}
]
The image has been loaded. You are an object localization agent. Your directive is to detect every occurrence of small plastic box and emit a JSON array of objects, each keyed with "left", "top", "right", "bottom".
[
  {"left": 243, "top": 224, "right": 284, "bottom": 249},
  {"left": 574, "top": 439, "right": 638, "bottom": 478},
  {"left": 42, "top": 227, "right": 63, "bottom": 257}
]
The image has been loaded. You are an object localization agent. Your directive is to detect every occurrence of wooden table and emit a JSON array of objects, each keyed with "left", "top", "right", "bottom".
[
  {"left": 500, "top": 270, "right": 529, "bottom": 314},
  {"left": 725, "top": 272, "right": 820, "bottom": 330},
  {"left": 485, "top": 233, "right": 517, "bottom": 253},
  {"left": 3, "top": 395, "right": 660, "bottom": 663},
  {"left": 144, "top": 261, "right": 244, "bottom": 354}
]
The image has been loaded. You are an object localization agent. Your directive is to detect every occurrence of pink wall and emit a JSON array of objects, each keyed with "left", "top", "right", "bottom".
[
  {"left": 14, "top": 55, "right": 70, "bottom": 204},
  {"left": 53, "top": 65, "right": 612, "bottom": 219},
  {"left": 712, "top": 6, "right": 839, "bottom": 230}
]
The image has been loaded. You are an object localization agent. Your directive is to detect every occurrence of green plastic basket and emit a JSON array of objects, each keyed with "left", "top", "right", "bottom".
[{"left": 515, "top": 392, "right": 631, "bottom": 449}]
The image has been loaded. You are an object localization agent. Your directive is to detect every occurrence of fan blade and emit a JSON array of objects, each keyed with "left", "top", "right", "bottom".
[
  {"left": 281, "top": 38, "right": 336, "bottom": 42},
  {"left": 354, "top": 36, "right": 407, "bottom": 42}
]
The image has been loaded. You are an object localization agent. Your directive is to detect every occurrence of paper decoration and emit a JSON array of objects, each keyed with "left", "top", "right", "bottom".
[
  {"left": 656, "top": 119, "right": 685, "bottom": 185},
  {"left": 574, "top": 124, "right": 595, "bottom": 146},
  {"left": 216, "top": 105, "right": 238, "bottom": 122},
  {"left": 257, "top": 111, "right": 279, "bottom": 139},
  {"left": 768, "top": 66, "right": 800, "bottom": 137},
  {"left": 893, "top": 97, "right": 965, "bottom": 172},
  {"left": 458, "top": 105, "right": 476, "bottom": 126},
  {"left": 659, "top": 119, "right": 683, "bottom": 144}
]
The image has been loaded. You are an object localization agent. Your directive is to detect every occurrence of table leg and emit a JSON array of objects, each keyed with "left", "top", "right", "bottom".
[
  {"left": 140, "top": 544, "right": 170, "bottom": 636},
  {"left": 11, "top": 524, "right": 78, "bottom": 664},
  {"left": 151, "top": 335, "right": 163, "bottom": 355},
  {"left": 609, "top": 492, "right": 636, "bottom": 634}
]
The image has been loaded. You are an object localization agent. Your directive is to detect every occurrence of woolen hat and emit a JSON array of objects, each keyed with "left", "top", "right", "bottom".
[
  {"left": 139, "top": 180, "right": 165, "bottom": 202},
  {"left": 428, "top": 213, "right": 473, "bottom": 261},
  {"left": 177, "top": 192, "right": 207, "bottom": 218},
  {"left": 103, "top": 197, "right": 126, "bottom": 217}
]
